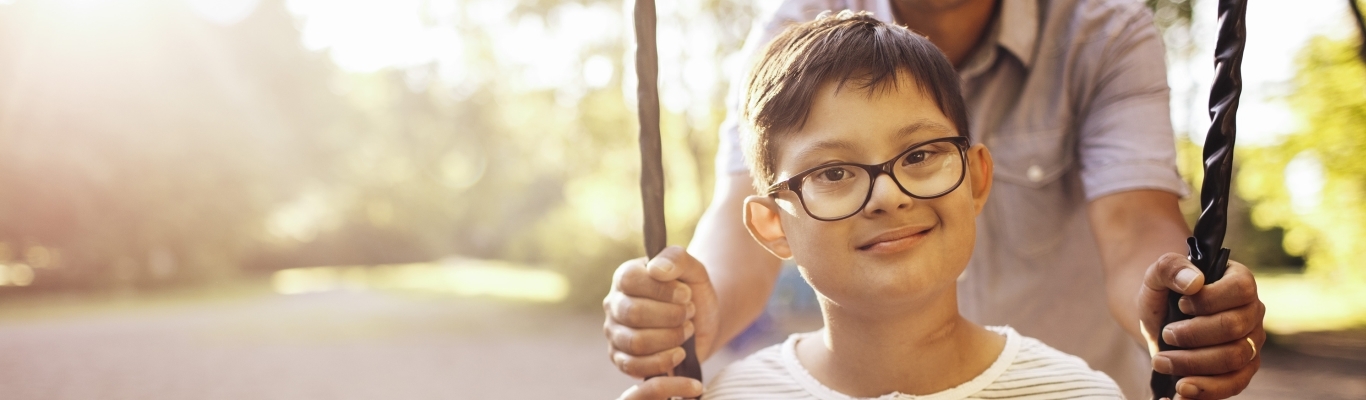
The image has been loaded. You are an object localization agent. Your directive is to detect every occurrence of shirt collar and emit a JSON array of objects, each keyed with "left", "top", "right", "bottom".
[
  {"left": 996, "top": 0, "right": 1039, "bottom": 69},
  {"left": 953, "top": 0, "right": 1039, "bottom": 79}
]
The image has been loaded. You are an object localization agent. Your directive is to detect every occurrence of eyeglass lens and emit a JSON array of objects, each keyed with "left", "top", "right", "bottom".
[{"left": 800, "top": 140, "right": 963, "bottom": 219}]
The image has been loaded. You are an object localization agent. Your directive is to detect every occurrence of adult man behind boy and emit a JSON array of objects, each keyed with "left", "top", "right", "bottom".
[{"left": 606, "top": 1, "right": 1265, "bottom": 399}]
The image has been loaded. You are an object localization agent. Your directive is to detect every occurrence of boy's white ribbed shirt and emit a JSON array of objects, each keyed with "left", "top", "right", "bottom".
[{"left": 704, "top": 326, "right": 1125, "bottom": 400}]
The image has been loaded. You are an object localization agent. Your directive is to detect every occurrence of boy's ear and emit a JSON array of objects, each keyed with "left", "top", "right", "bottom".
[
  {"left": 966, "top": 143, "right": 994, "bottom": 215},
  {"left": 743, "top": 195, "right": 793, "bottom": 260}
]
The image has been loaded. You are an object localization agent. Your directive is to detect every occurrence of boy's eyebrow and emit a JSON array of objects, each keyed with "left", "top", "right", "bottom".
[
  {"left": 896, "top": 119, "right": 956, "bottom": 139},
  {"left": 788, "top": 119, "right": 956, "bottom": 169},
  {"left": 790, "top": 139, "right": 858, "bottom": 167}
]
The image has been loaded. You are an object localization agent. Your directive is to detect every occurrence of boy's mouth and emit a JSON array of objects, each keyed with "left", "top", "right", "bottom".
[{"left": 856, "top": 225, "right": 933, "bottom": 253}]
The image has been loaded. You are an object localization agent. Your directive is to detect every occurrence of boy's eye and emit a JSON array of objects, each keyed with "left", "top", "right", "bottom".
[
  {"left": 814, "top": 166, "right": 851, "bottom": 182},
  {"left": 902, "top": 151, "right": 929, "bottom": 165}
]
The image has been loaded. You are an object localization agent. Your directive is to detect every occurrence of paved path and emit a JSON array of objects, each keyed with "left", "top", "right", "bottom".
[
  {"left": 0, "top": 288, "right": 1360, "bottom": 399},
  {"left": 0, "top": 290, "right": 638, "bottom": 399}
]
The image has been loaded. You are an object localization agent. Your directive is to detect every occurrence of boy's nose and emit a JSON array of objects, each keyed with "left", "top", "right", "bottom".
[{"left": 862, "top": 174, "right": 914, "bottom": 216}]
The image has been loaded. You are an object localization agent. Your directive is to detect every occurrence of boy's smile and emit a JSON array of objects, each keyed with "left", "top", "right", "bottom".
[
  {"left": 856, "top": 223, "right": 934, "bottom": 253},
  {"left": 744, "top": 72, "right": 993, "bottom": 311}
]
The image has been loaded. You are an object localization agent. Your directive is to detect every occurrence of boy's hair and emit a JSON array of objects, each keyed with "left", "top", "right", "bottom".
[{"left": 741, "top": 10, "right": 970, "bottom": 190}]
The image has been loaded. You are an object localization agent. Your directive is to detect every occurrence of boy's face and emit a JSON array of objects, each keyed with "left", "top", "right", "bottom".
[{"left": 744, "top": 73, "right": 993, "bottom": 311}]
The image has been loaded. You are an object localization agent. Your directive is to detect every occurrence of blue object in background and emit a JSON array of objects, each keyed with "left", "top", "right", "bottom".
[{"left": 727, "top": 261, "right": 820, "bottom": 353}]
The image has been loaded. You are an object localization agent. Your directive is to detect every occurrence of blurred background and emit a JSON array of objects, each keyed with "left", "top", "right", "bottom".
[{"left": 0, "top": 0, "right": 1360, "bottom": 398}]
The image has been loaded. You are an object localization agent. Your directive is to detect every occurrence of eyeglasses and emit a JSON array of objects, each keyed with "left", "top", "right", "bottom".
[{"left": 764, "top": 136, "right": 970, "bottom": 221}]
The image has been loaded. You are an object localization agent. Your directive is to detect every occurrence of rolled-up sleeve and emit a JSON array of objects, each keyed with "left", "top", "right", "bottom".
[{"left": 1076, "top": 8, "right": 1189, "bottom": 201}]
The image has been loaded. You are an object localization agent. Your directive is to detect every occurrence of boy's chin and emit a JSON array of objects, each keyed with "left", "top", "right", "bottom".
[{"left": 818, "top": 274, "right": 945, "bottom": 306}]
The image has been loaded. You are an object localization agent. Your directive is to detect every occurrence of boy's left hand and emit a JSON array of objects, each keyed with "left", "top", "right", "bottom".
[{"left": 1137, "top": 253, "right": 1265, "bottom": 399}]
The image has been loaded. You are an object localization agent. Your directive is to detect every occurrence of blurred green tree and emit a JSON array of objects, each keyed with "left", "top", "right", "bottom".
[{"left": 1238, "top": 35, "right": 1366, "bottom": 284}]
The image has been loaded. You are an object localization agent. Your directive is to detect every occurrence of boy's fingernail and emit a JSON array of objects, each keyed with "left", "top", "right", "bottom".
[
  {"left": 1177, "top": 381, "right": 1200, "bottom": 397},
  {"left": 1177, "top": 297, "right": 1193, "bottom": 314},
  {"left": 690, "top": 379, "right": 703, "bottom": 392},
  {"left": 1175, "top": 268, "right": 1199, "bottom": 291},
  {"left": 672, "top": 348, "right": 686, "bottom": 365},
  {"left": 683, "top": 321, "right": 695, "bottom": 339},
  {"left": 686, "top": 303, "right": 696, "bottom": 320},
  {"left": 649, "top": 258, "right": 676, "bottom": 274},
  {"left": 1152, "top": 355, "right": 1172, "bottom": 374},
  {"left": 672, "top": 286, "right": 690, "bottom": 304}
]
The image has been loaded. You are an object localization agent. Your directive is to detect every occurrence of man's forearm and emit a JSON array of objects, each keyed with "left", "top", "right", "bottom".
[
  {"left": 1089, "top": 190, "right": 1191, "bottom": 346},
  {"left": 688, "top": 173, "right": 784, "bottom": 359}
]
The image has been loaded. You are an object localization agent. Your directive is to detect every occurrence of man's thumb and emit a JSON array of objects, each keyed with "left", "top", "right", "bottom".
[{"left": 1143, "top": 253, "right": 1205, "bottom": 296}]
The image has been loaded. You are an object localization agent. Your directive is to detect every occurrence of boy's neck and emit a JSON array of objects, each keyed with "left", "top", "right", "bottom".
[
  {"left": 798, "top": 286, "right": 1005, "bottom": 397},
  {"left": 890, "top": 0, "right": 998, "bottom": 67}
]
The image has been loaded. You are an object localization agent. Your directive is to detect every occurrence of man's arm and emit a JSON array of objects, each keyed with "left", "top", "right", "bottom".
[
  {"left": 1089, "top": 190, "right": 1265, "bottom": 399},
  {"left": 687, "top": 172, "right": 784, "bottom": 358},
  {"left": 1088, "top": 190, "right": 1189, "bottom": 345}
]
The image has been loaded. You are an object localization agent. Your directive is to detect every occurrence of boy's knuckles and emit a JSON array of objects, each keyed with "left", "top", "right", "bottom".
[
  {"left": 620, "top": 329, "right": 679, "bottom": 356},
  {"left": 615, "top": 300, "right": 684, "bottom": 328},
  {"left": 620, "top": 300, "right": 646, "bottom": 325},
  {"left": 653, "top": 281, "right": 688, "bottom": 305},
  {"left": 614, "top": 353, "right": 660, "bottom": 378},
  {"left": 619, "top": 331, "right": 644, "bottom": 355},
  {"left": 604, "top": 290, "right": 629, "bottom": 311},
  {"left": 629, "top": 351, "right": 675, "bottom": 377},
  {"left": 610, "top": 297, "right": 640, "bottom": 324},
  {"left": 612, "top": 258, "right": 646, "bottom": 284},
  {"left": 619, "top": 269, "right": 664, "bottom": 299}
]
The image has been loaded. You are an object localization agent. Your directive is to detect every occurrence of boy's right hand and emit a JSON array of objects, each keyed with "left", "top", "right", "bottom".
[{"left": 603, "top": 246, "right": 719, "bottom": 379}]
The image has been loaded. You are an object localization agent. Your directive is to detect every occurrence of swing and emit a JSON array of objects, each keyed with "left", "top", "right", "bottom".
[{"left": 630, "top": 0, "right": 1254, "bottom": 398}]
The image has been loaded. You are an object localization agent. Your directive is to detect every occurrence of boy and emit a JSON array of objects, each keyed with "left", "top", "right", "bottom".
[{"left": 618, "top": 10, "right": 1122, "bottom": 400}]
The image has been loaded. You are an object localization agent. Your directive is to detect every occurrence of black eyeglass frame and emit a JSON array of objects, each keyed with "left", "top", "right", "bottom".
[{"left": 764, "top": 136, "right": 971, "bottom": 221}]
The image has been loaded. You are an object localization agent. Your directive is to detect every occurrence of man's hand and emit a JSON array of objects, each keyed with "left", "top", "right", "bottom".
[
  {"left": 603, "top": 246, "right": 719, "bottom": 379},
  {"left": 615, "top": 377, "right": 704, "bottom": 400},
  {"left": 1138, "top": 253, "right": 1265, "bottom": 399}
]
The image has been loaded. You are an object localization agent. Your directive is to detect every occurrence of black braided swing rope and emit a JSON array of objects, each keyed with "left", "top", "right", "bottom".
[
  {"left": 1350, "top": 0, "right": 1366, "bottom": 64},
  {"left": 634, "top": 0, "right": 704, "bottom": 390},
  {"left": 1150, "top": 0, "right": 1246, "bottom": 398}
]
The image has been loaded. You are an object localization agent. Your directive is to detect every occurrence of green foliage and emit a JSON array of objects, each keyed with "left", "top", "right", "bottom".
[
  {"left": 1238, "top": 35, "right": 1366, "bottom": 283},
  {"left": 1146, "top": 0, "right": 1194, "bottom": 31}
]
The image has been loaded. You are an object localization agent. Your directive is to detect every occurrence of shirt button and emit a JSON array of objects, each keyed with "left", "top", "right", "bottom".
[{"left": 1027, "top": 165, "right": 1044, "bottom": 182}]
